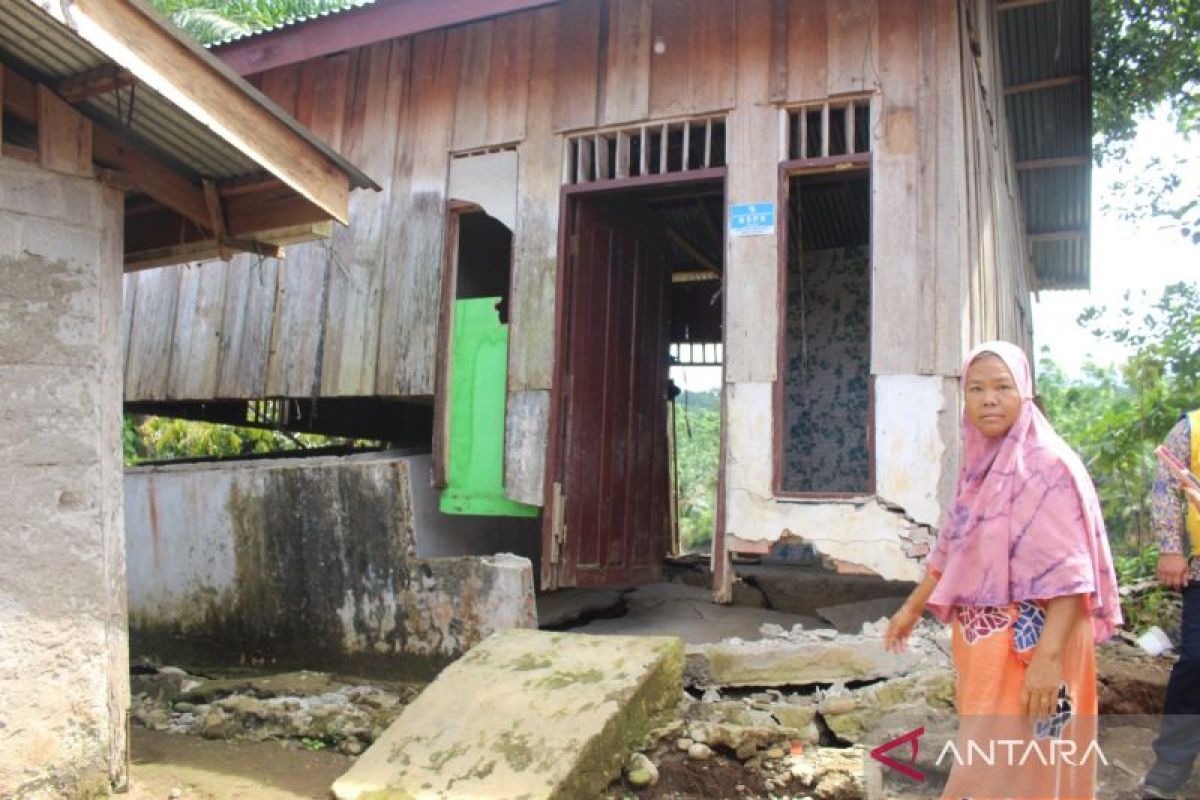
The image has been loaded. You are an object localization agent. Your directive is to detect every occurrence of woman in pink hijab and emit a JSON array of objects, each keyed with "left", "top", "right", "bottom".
[{"left": 885, "top": 341, "right": 1122, "bottom": 798}]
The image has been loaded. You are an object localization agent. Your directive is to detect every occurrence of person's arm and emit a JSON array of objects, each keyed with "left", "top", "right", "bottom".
[
  {"left": 884, "top": 570, "right": 939, "bottom": 653},
  {"left": 1155, "top": 419, "right": 1191, "bottom": 589},
  {"left": 1022, "top": 594, "right": 1085, "bottom": 717}
]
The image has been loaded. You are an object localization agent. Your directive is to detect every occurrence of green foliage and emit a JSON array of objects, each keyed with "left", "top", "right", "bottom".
[
  {"left": 673, "top": 390, "right": 720, "bottom": 553},
  {"left": 148, "top": 0, "right": 363, "bottom": 45},
  {"left": 1038, "top": 282, "right": 1200, "bottom": 550},
  {"left": 1093, "top": 0, "right": 1200, "bottom": 150},
  {"left": 124, "top": 414, "right": 358, "bottom": 465}
]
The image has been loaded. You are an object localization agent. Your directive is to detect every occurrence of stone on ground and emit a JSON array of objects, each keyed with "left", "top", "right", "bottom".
[
  {"left": 331, "top": 628, "right": 683, "bottom": 800},
  {"left": 687, "top": 635, "right": 924, "bottom": 687}
]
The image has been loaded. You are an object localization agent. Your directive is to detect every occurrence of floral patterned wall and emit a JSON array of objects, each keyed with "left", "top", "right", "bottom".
[{"left": 782, "top": 246, "right": 871, "bottom": 493}]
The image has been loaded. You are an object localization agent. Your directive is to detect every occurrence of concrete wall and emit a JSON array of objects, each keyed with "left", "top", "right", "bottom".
[
  {"left": 405, "top": 454, "right": 541, "bottom": 563},
  {"left": 125, "top": 452, "right": 536, "bottom": 679},
  {"left": 0, "top": 157, "right": 127, "bottom": 797}
]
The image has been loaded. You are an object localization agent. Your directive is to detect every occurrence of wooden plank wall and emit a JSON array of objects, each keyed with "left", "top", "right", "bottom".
[
  {"left": 121, "top": 0, "right": 1031, "bottom": 503},
  {"left": 123, "top": 0, "right": 741, "bottom": 408},
  {"left": 959, "top": 0, "right": 1033, "bottom": 354}
]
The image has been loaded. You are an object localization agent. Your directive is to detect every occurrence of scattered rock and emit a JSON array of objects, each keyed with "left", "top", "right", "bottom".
[
  {"left": 676, "top": 737, "right": 693, "bottom": 751},
  {"left": 687, "top": 742, "right": 713, "bottom": 760},
  {"left": 766, "top": 746, "right": 785, "bottom": 760},
  {"left": 172, "top": 702, "right": 195, "bottom": 714},
  {"left": 626, "top": 753, "right": 658, "bottom": 787}
]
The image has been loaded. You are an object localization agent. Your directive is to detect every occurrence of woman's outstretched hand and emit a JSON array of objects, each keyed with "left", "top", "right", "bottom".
[
  {"left": 884, "top": 604, "right": 921, "bottom": 653},
  {"left": 1022, "top": 650, "right": 1065, "bottom": 718}
]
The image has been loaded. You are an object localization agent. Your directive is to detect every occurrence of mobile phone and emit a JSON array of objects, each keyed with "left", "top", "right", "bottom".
[{"left": 1156, "top": 445, "right": 1200, "bottom": 491}]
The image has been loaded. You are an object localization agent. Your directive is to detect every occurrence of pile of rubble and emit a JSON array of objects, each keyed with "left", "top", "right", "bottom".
[
  {"left": 606, "top": 618, "right": 957, "bottom": 799},
  {"left": 130, "top": 666, "right": 420, "bottom": 756}
]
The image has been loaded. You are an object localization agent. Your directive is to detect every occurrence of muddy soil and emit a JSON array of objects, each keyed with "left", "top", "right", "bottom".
[{"left": 128, "top": 727, "right": 352, "bottom": 799}]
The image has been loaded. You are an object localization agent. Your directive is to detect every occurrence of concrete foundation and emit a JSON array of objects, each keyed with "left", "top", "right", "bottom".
[
  {"left": 0, "top": 158, "right": 127, "bottom": 797},
  {"left": 125, "top": 452, "right": 537, "bottom": 678},
  {"left": 332, "top": 629, "right": 684, "bottom": 800}
]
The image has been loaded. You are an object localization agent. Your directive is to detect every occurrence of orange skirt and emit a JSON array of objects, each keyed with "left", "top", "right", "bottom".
[{"left": 940, "top": 600, "right": 1098, "bottom": 800}]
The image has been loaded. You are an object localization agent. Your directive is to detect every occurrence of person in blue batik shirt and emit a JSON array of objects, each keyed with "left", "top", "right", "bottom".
[{"left": 1141, "top": 410, "right": 1200, "bottom": 799}]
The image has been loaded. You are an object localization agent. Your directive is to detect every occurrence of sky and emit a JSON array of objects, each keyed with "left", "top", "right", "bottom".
[
  {"left": 673, "top": 114, "right": 1198, "bottom": 393},
  {"left": 1032, "top": 114, "right": 1199, "bottom": 373}
]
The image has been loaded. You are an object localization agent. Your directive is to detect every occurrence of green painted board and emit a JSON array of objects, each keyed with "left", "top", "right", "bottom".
[{"left": 440, "top": 297, "right": 539, "bottom": 517}]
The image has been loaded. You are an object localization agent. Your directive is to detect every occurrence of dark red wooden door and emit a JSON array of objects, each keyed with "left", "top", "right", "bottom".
[{"left": 544, "top": 197, "right": 670, "bottom": 588}]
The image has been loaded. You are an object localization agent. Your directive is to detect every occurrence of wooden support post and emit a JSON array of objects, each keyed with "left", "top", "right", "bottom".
[
  {"left": 202, "top": 179, "right": 232, "bottom": 260},
  {"left": 37, "top": 86, "right": 93, "bottom": 178}
]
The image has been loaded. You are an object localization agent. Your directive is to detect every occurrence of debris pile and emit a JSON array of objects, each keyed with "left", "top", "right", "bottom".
[{"left": 130, "top": 666, "right": 420, "bottom": 756}]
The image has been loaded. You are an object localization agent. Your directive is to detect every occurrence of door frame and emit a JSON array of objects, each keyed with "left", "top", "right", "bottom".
[{"left": 541, "top": 167, "right": 727, "bottom": 590}]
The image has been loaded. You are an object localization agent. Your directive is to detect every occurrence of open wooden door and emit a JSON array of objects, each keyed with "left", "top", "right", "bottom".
[{"left": 543, "top": 196, "right": 671, "bottom": 589}]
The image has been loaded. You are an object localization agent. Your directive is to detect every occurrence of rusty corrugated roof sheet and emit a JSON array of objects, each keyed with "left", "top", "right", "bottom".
[{"left": 999, "top": 0, "right": 1092, "bottom": 291}]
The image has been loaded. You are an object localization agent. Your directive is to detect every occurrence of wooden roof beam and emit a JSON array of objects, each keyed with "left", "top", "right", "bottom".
[
  {"left": 998, "top": 0, "right": 1055, "bottom": 10},
  {"left": 1029, "top": 229, "right": 1087, "bottom": 242},
  {"left": 1004, "top": 74, "right": 1085, "bottom": 95},
  {"left": 3, "top": 65, "right": 213, "bottom": 231},
  {"left": 125, "top": 237, "right": 283, "bottom": 273},
  {"left": 215, "top": 0, "right": 557, "bottom": 76},
  {"left": 56, "top": 65, "right": 136, "bottom": 103},
  {"left": 42, "top": 0, "right": 352, "bottom": 223},
  {"left": 1016, "top": 156, "right": 1089, "bottom": 171}
]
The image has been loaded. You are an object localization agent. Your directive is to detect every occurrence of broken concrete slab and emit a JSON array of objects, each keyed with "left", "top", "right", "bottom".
[
  {"left": 820, "top": 668, "right": 955, "bottom": 743},
  {"left": 566, "top": 581, "right": 825, "bottom": 644},
  {"left": 331, "top": 629, "right": 683, "bottom": 800},
  {"left": 739, "top": 566, "right": 914, "bottom": 618},
  {"left": 686, "top": 635, "right": 926, "bottom": 688},
  {"left": 814, "top": 598, "right": 906, "bottom": 633},
  {"left": 536, "top": 588, "right": 624, "bottom": 628}
]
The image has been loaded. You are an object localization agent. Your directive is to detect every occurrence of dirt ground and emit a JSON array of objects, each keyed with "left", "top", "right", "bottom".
[{"left": 127, "top": 728, "right": 353, "bottom": 799}]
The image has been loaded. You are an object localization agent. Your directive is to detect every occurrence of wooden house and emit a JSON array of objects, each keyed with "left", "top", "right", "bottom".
[{"left": 121, "top": 0, "right": 1091, "bottom": 597}]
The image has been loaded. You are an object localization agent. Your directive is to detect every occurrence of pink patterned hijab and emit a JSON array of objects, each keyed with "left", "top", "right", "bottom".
[{"left": 925, "top": 341, "right": 1122, "bottom": 642}]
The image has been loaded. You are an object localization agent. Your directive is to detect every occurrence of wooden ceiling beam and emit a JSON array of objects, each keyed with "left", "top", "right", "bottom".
[
  {"left": 125, "top": 237, "right": 283, "bottom": 273},
  {"left": 1004, "top": 74, "right": 1085, "bottom": 95},
  {"left": 44, "top": 0, "right": 352, "bottom": 223},
  {"left": 998, "top": 0, "right": 1055, "bottom": 10},
  {"left": 1029, "top": 229, "right": 1087, "bottom": 242},
  {"left": 215, "top": 0, "right": 557, "bottom": 76},
  {"left": 1016, "top": 156, "right": 1089, "bottom": 171},
  {"left": 3, "top": 65, "right": 214, "bottom": 232},
  {"left": 56, "top": 65, "right": 136, "bottom": 103}
]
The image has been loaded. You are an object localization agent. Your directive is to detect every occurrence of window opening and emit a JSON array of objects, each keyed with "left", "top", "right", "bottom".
[
  {"left": 781, "top": 169, "right": 872, "bottom": 494},
  {"left": 564, "top": 115, "right": 727, "bottom": 185},
  {"left": 787, "top": 98, "right": 872, "bottom": 161}
]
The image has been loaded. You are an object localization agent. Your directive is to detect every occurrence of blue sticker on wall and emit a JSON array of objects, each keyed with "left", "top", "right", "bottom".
[{"left": 729, "top": 203, "right": 776, "bottom": 237}]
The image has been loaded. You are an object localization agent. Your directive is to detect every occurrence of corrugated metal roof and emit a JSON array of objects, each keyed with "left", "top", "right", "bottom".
[
  {"left": 998, "top": 0, "right": 1092, "bottom": 291},
  {"left": 207, "top": 0, "right": 377, "bottom": 46},
  {"left": 0, "top": 0, "right": 376, "bottom": 189}
]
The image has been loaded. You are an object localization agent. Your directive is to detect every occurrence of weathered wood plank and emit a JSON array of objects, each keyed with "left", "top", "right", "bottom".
[
  {"left": 322, "top": 41, "right": 407, "bottom": 396},
  {"left": 552, "top": 0, "right": 601, "bottom": 131},
  {"left": 264, "top": 242, "right": 330, "bottom": 398},
  {"left": 452, "top": 20, "right": 494, "bottom": 151},
  {"left": 376, "top": 29, "right": 462, "bottom": 396},
  {"left": 600, "top": 0, "right": 652, "bottom": 125},
  {"left": 37, "top": 86, "right": 93, "bottom": 178},
  {"left": 257, "top": 64, "right": 301, "bottom": 118},
  {"left": 688, "top": 0, "right": 737, "bottom": 113},
  {"left": 296, "top": 53, "right": 350, "bottom": 152},
  {"left": 724, "top": 0, "right": 778, "bottom": 385},
  {"left": 785, "top": 0, "right": 827, "bottom": 102},
  {"left": 484, "top": 13, "right": 534, "bottom": 145},
  {"left": 506, "top": 4, "right": 561, "bottom": 503},
  {"left": 505, "top": 389, "right": 550, "bottom": 505},
  {"left": 648, "top": 0, "right": 690, "bottom": 118},
  {"left": 216, "top": 255, "right": 279, "bottom": 398},
  {"left": 124, "top": 267, "right": 181, "bottom": 400},
  {"left": 871, "top": 0, "right": 920, "bottom": 375},
  {"left": 166, "top": 262, "right": 225, "bottom": 399},
  {"left": 825, "top": 0, "right": 876, "bottom": 96}
]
